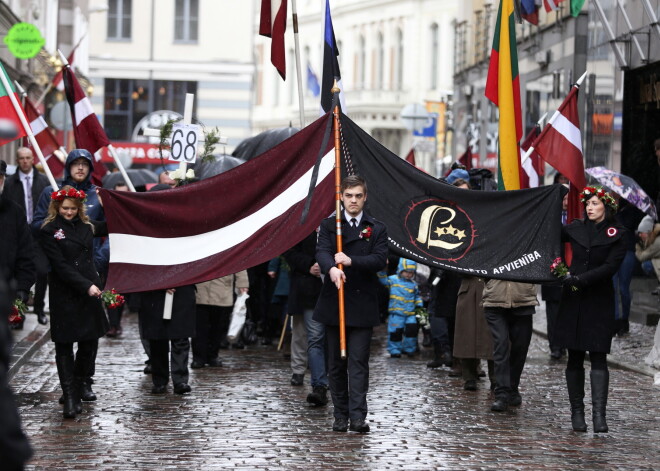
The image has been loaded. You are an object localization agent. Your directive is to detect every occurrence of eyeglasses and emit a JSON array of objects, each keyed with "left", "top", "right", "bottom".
[{"left": 71, "top": 161, "right": 89, "bottom": 168}]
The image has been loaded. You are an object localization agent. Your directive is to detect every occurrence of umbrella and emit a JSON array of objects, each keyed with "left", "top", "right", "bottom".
[
  {"left": 102, "top": 169, "right": 159, "bottom": 189},
  {"left": 585, "top": 166, "right": 657, "bottom": 219},
  {"left": 232, "top": 126, "right": 299, "bottom": 161},
  {"left": 194, "top": 154, "right": 245, "bottom": 180}
]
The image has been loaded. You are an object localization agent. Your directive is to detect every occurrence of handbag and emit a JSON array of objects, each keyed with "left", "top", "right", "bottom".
[
  {"left": 241, "top": 318, "right": 258, "bottom": 345},
  {"left": 227, "top": 292, "right": 249, "bottom": 341}
]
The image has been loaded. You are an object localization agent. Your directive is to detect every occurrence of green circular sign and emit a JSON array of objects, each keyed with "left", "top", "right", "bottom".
[{"left": 3, "top": 23, "right": 45, "bottom": 59}]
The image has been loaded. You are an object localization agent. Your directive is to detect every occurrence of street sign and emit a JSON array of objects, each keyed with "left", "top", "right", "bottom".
[
  {"left": 3, "top": 23, "right": 45, "bottom": 59},
  {"left": 400, "top": 104, "right": 433, "bottom": 132},
  {"left": 50, "top": 101, "right": 73, "bottom": 131},
  {"left": 413, "top": 114, "right": 438, "bottom": 137},
  {"left": 170, "top": 123, "right": 200, "bottom": 163}
]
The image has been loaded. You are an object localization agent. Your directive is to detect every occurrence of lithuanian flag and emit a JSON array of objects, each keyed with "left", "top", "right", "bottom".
[
  {"left": 0, "top": 63, "right": 27, "bottom": 147},
  {"left": 485, "top": 0, "right": 523, "bottom": 191}
]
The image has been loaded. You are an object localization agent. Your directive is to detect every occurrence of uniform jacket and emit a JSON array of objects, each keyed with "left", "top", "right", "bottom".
[
  {"left": 40, "top": 215, "right": 108, "bottom": 343},
  {"left": 554, "top": 219, "right": 627, "bottom": 353},
  {"left": 482, "top": 279, "right": 538, "bottom": 309},
  {"left": 138, "top": 286, "right": 196, "bottom": 340},
  {"left": 453, "top": 276, "right": 494, "bottom": 360},
  {"left": 0, "top": 192, "right": 34, "bottom": 295},
  {"left": 313, "top": 212, "right": 388, "bottom": 327},
  {"left": 284, "top": 232, "right": 322, "bottom": 315},
  {"left": 378, "top": 259, "right": 422, "bottom": 316},
  {"left": 4, "top": 167, "right": 50, "bottom": 220},
  {"left": 195, "top": 271, "right": 248, "bottom": 307}
]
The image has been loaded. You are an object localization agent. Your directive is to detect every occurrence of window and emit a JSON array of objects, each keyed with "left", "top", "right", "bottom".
[
  {"left": 377, "top": 32, "right": 384, "bottom": 90},
  {"left": 359, "top": 35, "right": 366, "bottom": 89},
  {"left": 396, "top": 29, "right": 404, "bottom": 91},
  {"left": 107, "top": 0, "right": 131, "bottom": 40},
  {"left": 430, "top": 23, "right": 439, "bottom": 90},
  {"left": 175, "top": 0, "right": 199, "bottom": 42}
]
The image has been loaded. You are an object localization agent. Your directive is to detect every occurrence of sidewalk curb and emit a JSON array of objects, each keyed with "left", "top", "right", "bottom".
[
  {"left": 532, "top": 327, "right": 657, "bottom": 378},
  {"left": 8, "top": 326, "right": 51, "bottom": 381}
]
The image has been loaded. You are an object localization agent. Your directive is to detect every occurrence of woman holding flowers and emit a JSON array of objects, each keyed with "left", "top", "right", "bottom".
[
  {"left": 554, "top": 186, "right": 626, "bottom": 433},
  {"left": 40, "top": 186, "right": 109, "bottom": 419}
]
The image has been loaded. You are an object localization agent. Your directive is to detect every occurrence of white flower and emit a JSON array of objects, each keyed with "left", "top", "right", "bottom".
[
  {"left": 169, "top": 168, "right": 184, "bottom": 180},
  {"left": 185, "top": 169, "right": 195, "bottom": 179}
]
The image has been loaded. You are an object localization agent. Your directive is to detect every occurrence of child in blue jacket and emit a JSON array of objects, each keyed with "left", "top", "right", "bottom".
[{"left": 379, "top": 259, "right": 423, "bottom": 357}]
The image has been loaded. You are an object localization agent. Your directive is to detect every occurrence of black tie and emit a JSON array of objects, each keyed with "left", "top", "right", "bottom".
[{"left": 351, "top": 218, "right": 357, "bottom": 228}]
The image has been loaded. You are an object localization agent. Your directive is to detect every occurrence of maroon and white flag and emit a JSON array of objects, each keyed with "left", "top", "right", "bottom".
[
  {"left": 544, "top": 0, "right": 565, "bottom": 12},
  {"left": 62, "top": 65, "right": 110, "bottom": 185},
  {"left": 23, "top": 97, "right": 65, "bottom": 178},
  {"left": 520, "top": 124, "right": 542, "bottom": 188},
  {"left": 100, "top": 114, "right": 335, "bottom": 293},
  {"left": 52, "top": 49, "right": 76, "bottom": 92},
  {"left": 259, "top": 0, "right": 288, "bottom": 80}
]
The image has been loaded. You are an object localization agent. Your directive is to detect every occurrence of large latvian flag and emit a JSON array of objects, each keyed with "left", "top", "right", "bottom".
[
  {"left": 530, "top": 85, "right": 586, "bottom": 223},
  {"left": 100, "top": 114, "right": 335, "bottom": 293},
  {"left": 320, "top": 0, "right": 345, "bottom": 114},
  {"left": 0, "top": 63, "right": 28, "bottom": 147},
  {"left": 485, "top": 0, "right": 523, "bottom": 191},
  {"left": 338, "top": 113, "right": 566, "bottom": 283},
  {"left": 259, "top": 0, "right": 288, "bottom": 80},
  {"left": 62, "top": 65, "right": 110, "bottom": 185},
  {"left": 23, "top": 97, "right": 65, "bottom": 178}
]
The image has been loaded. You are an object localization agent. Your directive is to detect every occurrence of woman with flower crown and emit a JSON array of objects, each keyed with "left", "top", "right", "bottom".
[
  {"left": 553, "top": 186, "right": 627, "bottom": 434},
  {"left": 39, "top": 185, "right": 109, "bottom": 419}
]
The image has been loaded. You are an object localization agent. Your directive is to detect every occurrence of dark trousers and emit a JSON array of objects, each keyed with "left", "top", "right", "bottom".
[
  {"left": 326, "top": 325, "right": 372, "bottom": 421},
  {"left": 545, "top": 300, "right": 560, "bottom": 351},
  {"left": 54, "top": 339, "right": 98, "bottom": 379},
  {"left": 192, "top": 305, "right": 231, "bottom": 363},
  {"left": 107, "top": 306, "right": 122, "bottom": 329},
  {"left": 429, "top": 316, "right": 455, "bottom": 348},
  {"left": 149, "top": 338, "right": 190, "bottom": 387},
  {"left": 484, "top": 308, "right": 533, "bottom": 399}
]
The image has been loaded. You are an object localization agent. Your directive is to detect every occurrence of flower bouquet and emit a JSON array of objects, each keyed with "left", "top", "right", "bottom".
[
  {"left": 414, "top": 306, "right": 429, "bottom": 327},
  {"left": 550, "top": 257, "right": 578, "bottom": 292},
  {"left": 101, "top": 289, "right": 126, "bottom": 310},
  {"left": 8, "top": 298, "right": 27, "bottom": 329}
]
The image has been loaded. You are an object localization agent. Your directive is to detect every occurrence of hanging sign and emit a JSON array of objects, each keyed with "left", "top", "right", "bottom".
[{"left": 4, "top": 23, "right": 46, "bottom": 59}]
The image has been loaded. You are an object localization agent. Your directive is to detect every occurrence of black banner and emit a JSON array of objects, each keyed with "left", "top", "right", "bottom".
[{"left": 340, "top": 114, "right": 565, "bottom": 283}]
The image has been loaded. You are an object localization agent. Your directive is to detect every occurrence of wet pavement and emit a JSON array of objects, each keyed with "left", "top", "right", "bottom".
[{"left": 10, "top": 311, "right": 660, "bottom": 470}]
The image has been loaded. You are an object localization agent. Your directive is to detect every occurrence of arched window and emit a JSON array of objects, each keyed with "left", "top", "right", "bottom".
[{"left": 430, "top": 23, "right": 439, "bottom": 90}]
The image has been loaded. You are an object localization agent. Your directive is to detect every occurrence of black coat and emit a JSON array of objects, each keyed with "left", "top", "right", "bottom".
[
  {"left": 313, "top": 212, "right": 388, "bottom": 328},
  {"left": 40, "top": 215, "right": 108, "bottom": 343},
  {"left": 428, "top": 269, "right": 462, "bottom": 318},
  {"left": 138, "top": 286, "right": 196, "bottom": 340},
  {"left": 554, "top": 219, "right": 627, "bottom": 353},
  {"left": 0, "top": 193, "right": 35, "bottom": 297},
  {"left": 4, "top": 168, "right": 50, "bottom": 224},
  {"left": 284, "top": 232, "right": 322, "bottom": 315}
]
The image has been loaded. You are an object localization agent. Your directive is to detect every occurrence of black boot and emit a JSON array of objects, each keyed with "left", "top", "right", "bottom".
[
  {"left": 78, "top": 377, "right": 97, "bottom": 401},
  {"left": 426, "top": 343, "right": 443, "bottom": 368},
  {"left": 591, "top": 369, "right": 609, "bottom": 433},
  {"left": 565, "top": 369, "right": 587, "bottom": 432},
  {"left": 422, "top": 328, "right": 432, "bottom": 348},
  {"left": 55, "top": 352, "right": 77, "bottom": 419}
]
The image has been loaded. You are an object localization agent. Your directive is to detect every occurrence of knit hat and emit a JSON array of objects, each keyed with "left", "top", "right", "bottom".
[
  {"left": 446, "top": 168, "right": 469, "bottom": 184},
  {"left": 638, "top": 215, "right": 655, "bottom": 233}
]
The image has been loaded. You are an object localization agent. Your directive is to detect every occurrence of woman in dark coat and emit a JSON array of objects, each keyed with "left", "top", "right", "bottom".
[
  {"left": 40, "top": 186, "right": 108, "bottom": 418},
  {"left": 554, "top": 186, "right": 626, "bottom": 433}
]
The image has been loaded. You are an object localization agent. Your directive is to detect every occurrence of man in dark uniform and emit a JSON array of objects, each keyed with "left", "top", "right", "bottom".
[{"left": 313, "top": 175, "right": 388, "bottom": 433}]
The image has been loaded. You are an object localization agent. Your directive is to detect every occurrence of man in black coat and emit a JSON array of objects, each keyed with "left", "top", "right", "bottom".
[
  {"left": 313, "top": 175, "right": 388, "bottom": 433},
  {"left": 4, "top": 147, "right": 51, "bottom": 325}
]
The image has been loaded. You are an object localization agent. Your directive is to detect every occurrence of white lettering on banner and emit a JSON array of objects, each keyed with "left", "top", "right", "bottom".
[
  {"left": 387, "top": 237, "right": 490, "bottom": 275},
  {"left": 491, "top": 251, "right": 542, "bottom": 274}
]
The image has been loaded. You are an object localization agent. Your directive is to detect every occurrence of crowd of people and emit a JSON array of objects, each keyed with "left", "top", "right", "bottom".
[{"left": 2, "top": 144, "right": 658, "bottom": 467}]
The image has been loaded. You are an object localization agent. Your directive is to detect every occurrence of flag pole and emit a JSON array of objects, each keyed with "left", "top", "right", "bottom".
[
  {"left": 57, "top": 49, "right": 136, "bottom": 193},
  {"left": 521, "top": 71, "right": 587, "bottom": 164},
  {"left": 291, "top": 0, "right": 305, "bottom": 128},
  {"left": 0, "top": 70, "right": 58, "bottom": 189},
  {"left": 331, "top": 80, "right": 346, "bottom": 360}
]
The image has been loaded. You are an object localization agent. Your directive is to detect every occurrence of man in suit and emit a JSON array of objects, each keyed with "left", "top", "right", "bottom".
[
  {"left": 4, "top": 148, "right": 50, "bottom": 325},
  {"left": 313, "top": 175, "right": 388, "bottom": 433}
]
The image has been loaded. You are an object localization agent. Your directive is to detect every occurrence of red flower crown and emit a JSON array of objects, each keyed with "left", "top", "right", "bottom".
[
  {"left": 51, "top": 188, "right": 86, "bottom": 201},
  {"left": 579, "top": 186, "right": 617, "bottom": 211}
]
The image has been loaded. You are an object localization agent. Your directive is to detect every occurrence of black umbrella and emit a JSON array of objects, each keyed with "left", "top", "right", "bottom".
[
  {"left": 194, "top": 154, "right": 245, "bottom": 180},
  {"left": 232, "top": 126, "right": 299, "bottom": 161},
  {"left": 102, "top": 169, "right": 159, "bottom": 189}
]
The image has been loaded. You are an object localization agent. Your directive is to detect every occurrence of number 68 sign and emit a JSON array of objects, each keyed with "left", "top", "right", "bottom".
[{"left": 170, "top": 123, "right": 201, "bottom": 163}]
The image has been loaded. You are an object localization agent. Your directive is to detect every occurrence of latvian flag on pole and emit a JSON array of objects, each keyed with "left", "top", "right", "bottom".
[
  {"left": 23, "top": 97, "right": 65, "bottom": 178},
  {"left": 100, "top": 114, "right": 335, "bottom": 293},
  {"left": 62, "top": 65, "right": 110, "bottom": 186},
  {"left": 259, "top": 0, "right": 288, "bottom": 80},
  {"left": 530, "top": 85, "right": 586, "bottom": 223},
  {"left": 0, "top": 63, "right": 28, "bottom": 147}
]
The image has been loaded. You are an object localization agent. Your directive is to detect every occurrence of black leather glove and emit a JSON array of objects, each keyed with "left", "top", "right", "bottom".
[
  {"left": 562, "top": 275, "right": 582, "bottom": 288},
  {"left": 16, "top": 289, "right": 29, "bottom": 303}
]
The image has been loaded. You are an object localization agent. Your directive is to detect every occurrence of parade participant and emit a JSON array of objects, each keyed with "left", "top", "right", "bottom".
[
  {"left": 264, "top": 256, "right": 290, "bottom": 355},
  {"left": 378, "top": 259, "right": 423, "bottom": 357},
  {"left": 284, "top": 231, "right": 329, "bottom": 405},
  {"left": 554, "top": 186, "right": 626, "bottom": 433},
  {"left": 193, "top": 271, "right": 248, "bottom": 368},
  {"left": 39, "top": 186, "right": 108, "bottom": 419},
  {"left": 313, "top": 175, "right": 388, "bottom": 433},
  {"left": 483, "top": 280, "right": 538, "bottom": 412},
  {"left": 4, "top": 148, "right": 50, "bottom": 325}
]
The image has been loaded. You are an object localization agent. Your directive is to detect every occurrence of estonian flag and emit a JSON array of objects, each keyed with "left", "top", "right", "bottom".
[{"left": 320, "top": 0, "right": 345, "bottom": 113}]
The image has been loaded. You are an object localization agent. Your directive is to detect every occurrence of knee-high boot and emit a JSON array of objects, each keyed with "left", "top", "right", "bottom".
[
  {"left": 75, "top": 341, "right": 98, "bottom": 401},
  {"left": 55, "top": 351, "right": 78, "bottom": 419},
  {"left": 590, "top": 369, "right": 609, "bottom": 433},
  {"left": 565, "top": 369, "right": 587, "bottom": 432}
]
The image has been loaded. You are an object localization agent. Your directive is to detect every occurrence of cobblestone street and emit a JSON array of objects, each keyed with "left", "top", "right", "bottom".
[{"left": 10, "top": 312, "right": 660, "bottom": 470}]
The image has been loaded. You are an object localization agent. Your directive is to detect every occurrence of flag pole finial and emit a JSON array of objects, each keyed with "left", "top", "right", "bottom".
[
  {"left": 331, "top": 79, "right": 340, "bottom": 95},
  {"left": 57, "top": 49, "right": 70, "bottom": 67}
]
